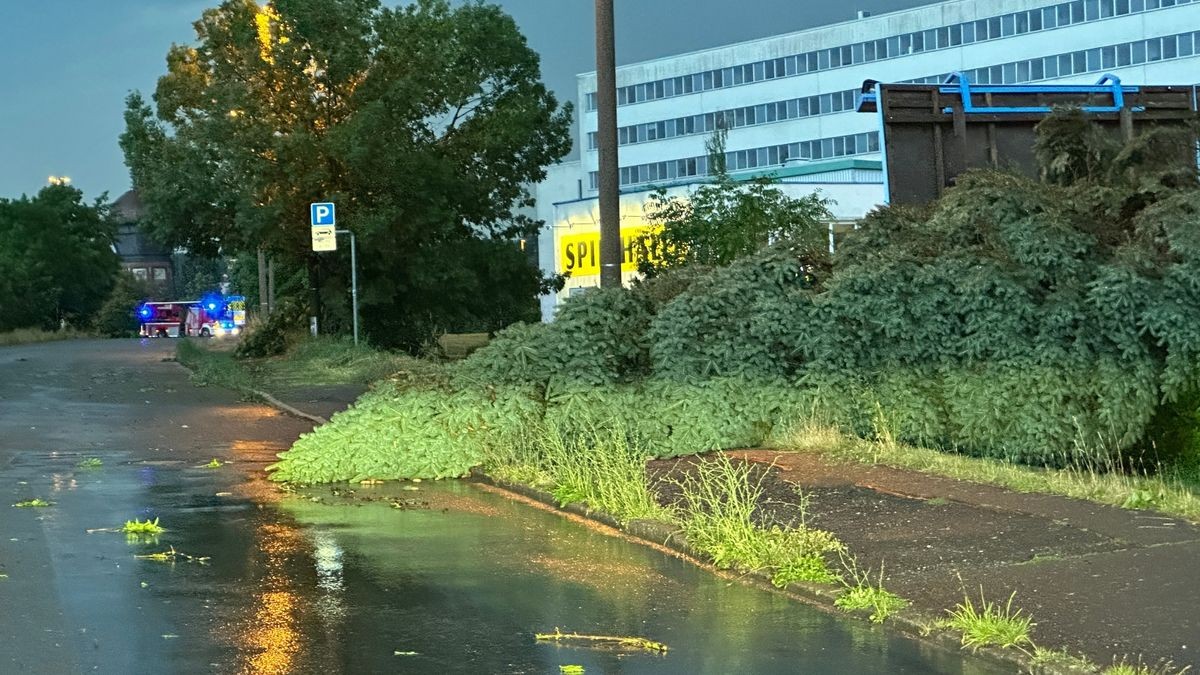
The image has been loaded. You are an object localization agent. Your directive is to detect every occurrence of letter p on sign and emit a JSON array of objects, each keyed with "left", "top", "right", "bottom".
[{"left": 311, "top": 202, "right": 336, "bottom": 226}]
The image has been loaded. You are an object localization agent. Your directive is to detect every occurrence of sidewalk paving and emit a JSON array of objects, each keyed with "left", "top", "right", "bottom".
[{"left": 719, "top": 450, "right": 1200, "bottom": 670}]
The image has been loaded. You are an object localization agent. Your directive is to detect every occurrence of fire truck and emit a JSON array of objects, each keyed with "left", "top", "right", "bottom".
[{"left": 137, "top": 295, "right": 246, "bottom": 338}]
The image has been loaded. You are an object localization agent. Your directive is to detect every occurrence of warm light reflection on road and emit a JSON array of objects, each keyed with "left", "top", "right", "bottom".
[{"left": 238, "top": 522, "right": 306, "bottom": 675}]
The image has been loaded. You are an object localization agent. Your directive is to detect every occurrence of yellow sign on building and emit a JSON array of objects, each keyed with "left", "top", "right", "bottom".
[{"left": 558, "top": 226, "right": 660, "bottom": 277}]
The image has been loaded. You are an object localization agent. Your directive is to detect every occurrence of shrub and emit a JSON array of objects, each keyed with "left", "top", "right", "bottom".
[
  {"left": 94, "top": 274, "right": 156, "bottom": 337},
  {"left": 451, "top": 321, "right": 557, "bottom": 387},
  {"left": 649, "top": 243, "right": 826, "bottom": 381},
  {"left": 268, "top": 380, "right": 542, "bottom": 482},
  {"left": 235, "top": 300, "right": 304, "bottom": 358},
  {"left": 455, "top": 286, "right": 654, "bottom": 388}
]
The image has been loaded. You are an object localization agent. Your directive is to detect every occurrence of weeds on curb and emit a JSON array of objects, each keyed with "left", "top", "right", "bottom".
[
  {"left": 834, "top": 556, "right": 908, "bottom": 624},
  {"left": 672, "top": 454, "right": 842, "bottom": 586},
  {"left": 484, "top": 422, "right": 672, "bottom": 526},
  {"left": 941, "top": 588, "right": 1033, "bottom": 651},
  {"left": 1028, "top": 646, "right": 1094, "bottom": 671},
  {"left": 1103, "top": 656, "right": 1191, "bottom": 675},
  {"left": 540, "top": 425, "right": 672, "bottom": 525}
]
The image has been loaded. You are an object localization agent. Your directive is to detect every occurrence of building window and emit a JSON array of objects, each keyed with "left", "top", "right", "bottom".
[
  {"left": 152, "top": 268, "right": 168, "bottom": 281},
  {"left": 131, "top": 267, "right": 148, "bottom": 280}
]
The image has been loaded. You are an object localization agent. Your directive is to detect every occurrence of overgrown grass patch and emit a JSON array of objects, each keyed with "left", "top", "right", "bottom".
[
  {"left": 671, "top": 454, "right": 842, "bottom": 586},
  {"left": 0, "top": 327, "right": 89, "bottom": 347},
  {"left": 777, "top": 419, "right": 1200, "bottom": 522},
  {"left": 258, "top": 336, "right": 418, "bottom": 390},
  {"left": 177, "top": 336, "right": 424, "bottom": 396},
  {"left": 537, "top": 425, "right": 673, "bottom": 525},
  {"left": 176, "top": 339, "right": 253, "bottom": 392}
]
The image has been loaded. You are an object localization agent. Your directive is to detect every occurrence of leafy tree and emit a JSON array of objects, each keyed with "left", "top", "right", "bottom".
[
  {"left": 642, "top": 125, "right": 833, "bottom": 274},
  {"left": 0, "top": 186, "right": 118, "bottom": 331},
  {"left": 95, "top": 273, "right": 157, "bottom": 337},
  {"left": 121, "top": 0, "right": 572, "bottom": 349}
]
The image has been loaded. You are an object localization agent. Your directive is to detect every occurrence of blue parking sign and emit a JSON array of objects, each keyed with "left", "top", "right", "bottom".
[{"left": 311, "top": 202, "right": 336, "bottom": 226}]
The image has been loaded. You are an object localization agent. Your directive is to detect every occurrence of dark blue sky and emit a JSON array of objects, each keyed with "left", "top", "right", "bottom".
[{"left": 0, "top": 0, "right": 930, "bottom": 200}]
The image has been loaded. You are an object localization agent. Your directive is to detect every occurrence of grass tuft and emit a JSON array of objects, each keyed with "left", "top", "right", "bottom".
[
  {"left": 941, "top": 589, "right": 1034, "bottom": 651},
  {"left": 834, "top": 559, "right": 908, "bottom": 624}
]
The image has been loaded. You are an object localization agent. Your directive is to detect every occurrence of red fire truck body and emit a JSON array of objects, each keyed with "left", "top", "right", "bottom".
[{"left": 138, "top": 301, "right": 223, "bottom": 338}]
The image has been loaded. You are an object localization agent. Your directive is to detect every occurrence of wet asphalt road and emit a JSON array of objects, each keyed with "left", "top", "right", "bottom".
[
  {"left": 0, "top": 339, "right": 1005, "bottom": 675},
  {"left": 0, "top": 339, "right": 314, "bottom": 673}
]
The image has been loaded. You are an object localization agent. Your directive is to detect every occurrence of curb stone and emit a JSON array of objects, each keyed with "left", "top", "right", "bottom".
[{"left": 469, "top": 468, "right": 1094, "bottom": 675}]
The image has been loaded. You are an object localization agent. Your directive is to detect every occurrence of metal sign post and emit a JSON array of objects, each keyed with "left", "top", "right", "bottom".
[
  {"left": 310, "top": 201, "right": 360, "bottom": 346},
  {"left": 336, "top": 229, "right": 359, "bottom": 346}
]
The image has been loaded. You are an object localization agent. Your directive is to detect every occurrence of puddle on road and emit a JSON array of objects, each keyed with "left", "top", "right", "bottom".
[{"left": 4, "top": 453, "right": 1006, "bottom": 674}]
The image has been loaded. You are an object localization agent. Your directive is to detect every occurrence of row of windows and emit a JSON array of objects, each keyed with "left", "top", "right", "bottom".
[
  {"left": 906, "top": 29, "right": 1200, "bottom": 85},
  {"left": 129, "top": 266, "right": 169, "bottom": 282},
  {"left": 587, "top": 89, "right": 858, "bottom": 150},
  {"left": 585, "top": 29, "right": 1200, "bottom": 153},
  {"left": 582, "top": 0, "right": 1196, "bottom": 111},
  {"left": 587, "top": 132, "right": 879, "bottom": 189}
]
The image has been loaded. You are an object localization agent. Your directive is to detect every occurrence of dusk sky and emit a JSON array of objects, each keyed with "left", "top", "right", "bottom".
[{"left": 0, "top": 0, "right": 935, "bottom": 201}]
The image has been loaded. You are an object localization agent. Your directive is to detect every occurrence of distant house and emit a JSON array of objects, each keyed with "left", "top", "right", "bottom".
[{"left": 111, "top": 190, "right": 174, "bottom": 293}]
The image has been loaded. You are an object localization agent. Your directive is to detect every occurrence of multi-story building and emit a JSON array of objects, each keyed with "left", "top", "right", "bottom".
[
  {"left": 112, "top": 190, "right": 175, "bottom": 293},
  {"left": 535, "top": 0, "right": 1200, "bottom": 319}
]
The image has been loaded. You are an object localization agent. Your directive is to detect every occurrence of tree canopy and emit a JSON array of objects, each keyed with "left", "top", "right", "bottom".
[
  {"left": 641, "top": 127, "right": 832, "bottom": 274},
  {"left": 121, "top": 0, "right": 572, "bottom": 348},
  {"left": 0, "top": 186, "right": 119, "bottom": 331}
]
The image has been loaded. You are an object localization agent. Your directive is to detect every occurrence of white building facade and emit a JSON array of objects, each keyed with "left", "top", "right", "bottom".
[{"left": 537, "top": 0, "right": 1200, "bottom": 319}]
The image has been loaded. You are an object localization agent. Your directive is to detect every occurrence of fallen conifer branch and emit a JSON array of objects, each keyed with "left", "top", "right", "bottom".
[
  {"left": 134, "top": 547, "right": 210, "bottom": 564},
  {"left": 534, "top": 628, "right": 668, "bottom": 653}
]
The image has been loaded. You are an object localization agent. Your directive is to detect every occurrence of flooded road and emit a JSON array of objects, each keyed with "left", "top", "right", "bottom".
[{"left": 1, "top": 341, "right": 1003, "bottom": 674}]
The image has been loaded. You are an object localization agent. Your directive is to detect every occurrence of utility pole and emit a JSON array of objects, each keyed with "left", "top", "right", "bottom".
[
  {"left": 336, "top": 229, "right": 360, "bottom": 346},
  {"left": 257, "top": 248, "right": 269, "bottom": 316},
  {"left": 267, "top": 257, "right": 276, "bottom": 314},
  {"left": 595, "top": 0, "right": 622, "bottom": 288}
]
